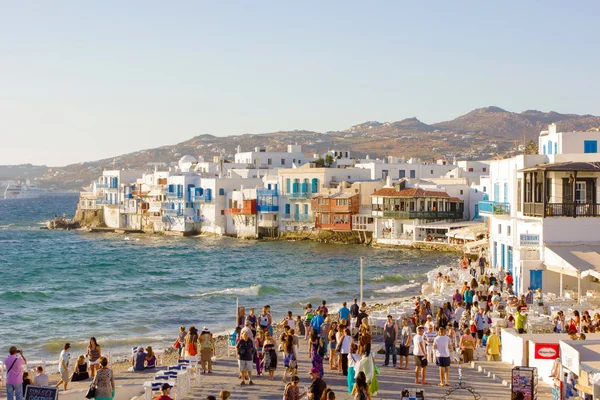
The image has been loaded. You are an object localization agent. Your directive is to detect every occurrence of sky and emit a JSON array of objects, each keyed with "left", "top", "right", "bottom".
[{"left": 1, "top": 1, "right": 599, "bottom": 166}]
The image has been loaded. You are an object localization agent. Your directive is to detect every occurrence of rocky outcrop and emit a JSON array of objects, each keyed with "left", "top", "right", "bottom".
[{"left": 73, "top": 209, "right": 106, "bottom": 228}]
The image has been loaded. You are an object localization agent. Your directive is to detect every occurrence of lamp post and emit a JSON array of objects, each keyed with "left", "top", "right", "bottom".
[{"left": 360, "top": 257, "right": 364, "bottom": 305}]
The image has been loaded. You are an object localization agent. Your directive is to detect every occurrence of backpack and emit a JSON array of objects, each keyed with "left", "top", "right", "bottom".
[{"left": 316, "top": 340, "right": 325, "bottom": 357}]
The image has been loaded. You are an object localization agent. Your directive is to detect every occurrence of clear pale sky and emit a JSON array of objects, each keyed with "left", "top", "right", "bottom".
[{"left": 1, "top": 1, "right": 599, "bottom": 166}]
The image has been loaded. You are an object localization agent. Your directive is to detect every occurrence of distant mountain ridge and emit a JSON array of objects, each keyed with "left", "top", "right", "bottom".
[{"left": 7, "top": 106, "right": 600, "bottom": 189}]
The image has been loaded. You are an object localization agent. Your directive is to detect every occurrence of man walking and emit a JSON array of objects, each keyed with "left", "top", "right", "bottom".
[
  {"left": 486, "top": 328, "right": 502, "bottom": 361},
  {"left": 478, "top": 254, "right": 487, "bottom": 276},
  {"left": 383, "top": 315, "right": 398, "bottom": 367},
  {"left": 413, "top": 326, "right": 428, "bottom": 385},
  {"left": 498, "top": 269, "right": 506, "bottom": 292},
  {"left": 236, "top": 331, "right": 255, "bottom": 385},
  {"left": 4, "top": 347, "right": 27, "bottom": 400},
  {"left": 338, "top": 302, "right": 350, "bottom": 324},
  {"left": 396, "top": 318, "right": 412, "bottom": 370},
  {"left": 424, "top": 324, "right": 438, "bottom": 363},
  {"left": 434, "top": 326, "right": 451, "bottom": 386}
]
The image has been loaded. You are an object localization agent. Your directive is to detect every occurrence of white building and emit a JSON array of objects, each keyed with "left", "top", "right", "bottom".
[
  {"left": 234, "top": 144, "right": 310, "bottom": 168},
  {"left": 355, "top": 158, "right": 456, "bottom": 181}
]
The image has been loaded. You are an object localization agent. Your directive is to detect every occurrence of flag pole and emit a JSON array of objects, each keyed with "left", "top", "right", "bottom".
[{"left": 360, "top": 257, "right": 364, "bottom": 305}]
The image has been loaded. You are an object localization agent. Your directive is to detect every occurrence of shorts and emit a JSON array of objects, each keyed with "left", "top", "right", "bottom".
[
  {"left": 477, "top": 330, "right": 484, "bottom": 340},
  {"left": 414, "top": 355, "right": 427, "bottom": 368},
  {"left": 89, "top": 359, "right": 100, "bottom": 366},
  {"left": 398, "top": 345, "right": 409, "bottom": 357},
  {"left": 330, "top": 341, "right": 337, "bottom": 350},
  {"left": 238, "top": 359, "right": 252, "bottom": 372},
  {"left": 60, "top": 369, "right": 70, "bottom": 382},
  {"left": 436, "top": 357, "right": 451, "bottom": 367}
]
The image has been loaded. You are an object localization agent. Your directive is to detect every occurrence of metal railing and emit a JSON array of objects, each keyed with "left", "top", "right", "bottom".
[
  {"left": 524, "top": 202, "right": 600, "bottom": 217},
  {"left": 257, "top": 189, "right": 279, "bottom": 197},
  {"left": 479, "top": 201, "right": 511, "bottom": 215},
  {"left": 257, "top": 205, "right": 279, "bottom": 212},
  {"left": 379, "top": 210, "right": 463, "bottom": 219},
  {"left": 281, "top": 214, "right": 313, "bottom": 222},
  {"left": 285, "top": 192, "right": 312, "bottom": 200}
]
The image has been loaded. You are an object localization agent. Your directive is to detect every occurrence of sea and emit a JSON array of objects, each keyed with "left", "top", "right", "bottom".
[{"left": 0, "top": 195, "right": 457, "bottom": 365}]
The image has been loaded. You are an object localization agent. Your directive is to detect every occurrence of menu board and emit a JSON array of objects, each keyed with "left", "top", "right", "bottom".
[
  {"left": 24, "top": 386, "right": 58, "bottom": 400},
  {"left": 512, "top": 367, "right": 538, "bottom": 400}
]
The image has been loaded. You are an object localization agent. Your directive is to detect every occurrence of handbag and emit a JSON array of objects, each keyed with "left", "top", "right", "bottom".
[
  {"left": 85, "top": 383, "right": 96, "bottom": 399},
  {"left": 289, "top": 358, "right": 298, "bottom": 369},
  {"left": 173, "top": 339, "right": 181, "bottom": 349}
]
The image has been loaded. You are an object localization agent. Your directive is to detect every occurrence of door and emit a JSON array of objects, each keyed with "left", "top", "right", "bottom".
[
  {"left": 501, "top": 244, "right": 506, "bottom": 269},
  {"left": 530, "top": 270, "right": 543, "bottom": 291},
  {"left": 575, "top": 182, "right": 586, "bottom": 204},
  {"left": 294, "top": 204, "right": 300, "bottom": 218},
  {"left": 473, "top": 204, "right": 479, "bottom": 220}
]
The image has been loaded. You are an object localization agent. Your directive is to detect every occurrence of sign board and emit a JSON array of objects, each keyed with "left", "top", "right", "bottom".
[
  {"left": 520, "top": 234, "right": 540, "bottom": 247},
  {"left": 25, "top": 386, "right": 58, "bottom": 400},
  {"left": 401, "top": 387, "right": 425, "bottom": 400},
  {"left": 534, "top": 343, "right": 560, "bottom": 360},
  {"left": 560, "top": 342, "right": 581, "bottom": 376}
]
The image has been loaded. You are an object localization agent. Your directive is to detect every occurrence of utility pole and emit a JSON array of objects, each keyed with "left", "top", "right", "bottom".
[{"left": 360, "top": 257, "right": 364, "bottom": 305}]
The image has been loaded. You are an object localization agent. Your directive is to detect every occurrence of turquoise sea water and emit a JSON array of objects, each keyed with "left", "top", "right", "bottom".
[{"left": 0, "top": 196, "right": 456, "bottom": 362}]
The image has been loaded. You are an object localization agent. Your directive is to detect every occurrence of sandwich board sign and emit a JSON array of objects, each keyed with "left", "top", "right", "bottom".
[
  {"left": 402, "top": 387, "right": 425, "bottom": 400},
  {"left": 25, "top": 386, "right": 58, "bottom": 400}
]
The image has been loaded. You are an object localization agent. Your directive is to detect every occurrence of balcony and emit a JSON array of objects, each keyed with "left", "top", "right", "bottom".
[
  {"left": 224, "top": 208, "right": 242, "bottom": 215},
  {"left": 479, "top": 201, "right": 511, "bottom": 215},
  {"left": 193, "top": 195, "right": 212, "bottom": 203},
  {"left": 257, "top": 189, "right": 279, "bottom": 197},
  {"left": 281, "top": 214, "right": 313, "bottom": 222},
  {"left": 285, "top": 192, "right": 311, "bottom": 200},
  {"left": 95, "top": 183, "right": 108, "bottom": 189},
  {"left": 523, "top": 202, "right": 600, "bottom": 217},
  {"left": 377, "top": 210, "right": 463, "bottom": 219},
  {"left": 257, "top": 205, "right": 279, "bottom": 213},
  {"left": 163, "top": 209, "right": 183, "bottom": 216},
  {"left": 167, "top": 192, "right": 182, "bottom": 199},
  {"left": 312, "top": 203, "right": 331, "bottom": 213}
]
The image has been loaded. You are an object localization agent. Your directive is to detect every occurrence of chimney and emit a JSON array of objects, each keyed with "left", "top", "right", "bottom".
[{"left": 549, "top": 123, "right": 557, "bottom": 135}]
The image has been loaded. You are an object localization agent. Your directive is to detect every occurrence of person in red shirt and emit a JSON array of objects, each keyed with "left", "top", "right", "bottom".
[
  {"left": 505, "top": 273, "right": 514, "bottom": 291},
  {"left": 154, "top": 383, "right": 174, "bottom": 400}
]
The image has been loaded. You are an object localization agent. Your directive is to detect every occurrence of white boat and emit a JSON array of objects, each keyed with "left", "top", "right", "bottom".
[{"left": 3, "top": 180, "right": 44, "bottom": 200}]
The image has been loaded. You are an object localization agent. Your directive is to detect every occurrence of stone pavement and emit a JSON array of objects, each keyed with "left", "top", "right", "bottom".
[{"left": 184, "top": 341, "right": 512, "bottom": 399}]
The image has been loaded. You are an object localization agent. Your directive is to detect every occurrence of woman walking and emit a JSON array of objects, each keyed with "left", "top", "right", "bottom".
[
  {"left": 262, "top": 333, "right": 278, "bottom": 380},
  {"left": 304, "top": 303, "right": 315, "bottom": 340},
  {"left": 281, "top": 330, "right": 298, "bottom": 383},
  {"left": 328, "top": 322, "right": 339, "bottom": 371},
  {"left": 177, "top": 326, "right": 187, "bottom": 359},
  {"left": 351, "top": 371, "right": 371, "bottom": 400},
  {"left": 309, "top": 328, "right": 324, "bottom": 378},
  {"left": 185, "top": 326, "right": 199, "bottom": 357},
  {"left": 199, "top": 327, "right": 215, "bottom": 374},
  {"left": 459, "top": 323, "right": 476, "bottom": 363},
  {"left": 92, "top": 357, "right": 115, "bottom": 400},
  {"left": 347, "top": 344, "right": 361, "bottom": 393},
  {"left": 254, "top": 330, "right": 265, "bottom": 376},
  {"left": 87, "top": 337, "right": 101, "bottom": 378}
]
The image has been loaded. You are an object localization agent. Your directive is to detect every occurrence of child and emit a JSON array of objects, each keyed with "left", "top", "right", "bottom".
[
  {"left": 481, "top": 328, "right": 490, "bottom": 347},
  {"left": 507, "top": 315, "right": 515, "bottom": 329}
]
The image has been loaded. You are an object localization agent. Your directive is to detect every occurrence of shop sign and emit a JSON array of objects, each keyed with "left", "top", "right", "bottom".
[
  {"left": 534, "top": 343, "right": 559, "bottom": 359},
  {"left": 520, "top": 234, "right": 539, "bottom": 247}
]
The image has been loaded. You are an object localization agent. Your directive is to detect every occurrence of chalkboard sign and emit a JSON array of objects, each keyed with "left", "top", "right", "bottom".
[{"left": 24, "top": 386, "right": 58, "bottom": 400}]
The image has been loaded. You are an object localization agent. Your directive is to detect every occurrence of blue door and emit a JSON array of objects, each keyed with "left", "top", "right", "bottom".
[
  {"left": 530, "top": 270, "right": 542, "bottom": 291},
  {"left": 473, "top": 204, "right": 479, "bottom": 220},
  {"left": 294, "top": 204, "right": 300, "bottom": 218}
]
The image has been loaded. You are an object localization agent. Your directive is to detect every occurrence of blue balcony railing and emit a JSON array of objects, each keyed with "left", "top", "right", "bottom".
[
  {"left": 285, "top": 192, "right": 311, "bottom": 200},
  {"left": 479, "top": 201, "right": 510, "bottom": 215},
  {"left": 257, "top": 205, "right": 279, "bottom": 213}
]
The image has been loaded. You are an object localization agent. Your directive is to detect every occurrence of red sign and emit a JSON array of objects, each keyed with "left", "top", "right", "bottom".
[{"left": 534, "top": 343, "right": 559, "bottom": 359}]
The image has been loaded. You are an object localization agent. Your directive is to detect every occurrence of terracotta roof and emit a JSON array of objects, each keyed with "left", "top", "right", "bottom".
[
  {"left": 371, "top": 187, "right": 451, "bottom": 198},
  {"left": 448, "top": 197, "right": 463, "bottom": 202}
]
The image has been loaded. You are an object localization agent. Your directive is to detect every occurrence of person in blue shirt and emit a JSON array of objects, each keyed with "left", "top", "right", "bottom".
[
  {"left": 338, "top": 302, "right": 350, "bottom": 324},
  {"left": 311, "top": 309, "right": 325, "bottom": 332},
  {"left": 463, "top": 286, "right": 474, "bottom": 310},
  {"left": 474, "top": 309, "right": 485, "bottom": 347}
]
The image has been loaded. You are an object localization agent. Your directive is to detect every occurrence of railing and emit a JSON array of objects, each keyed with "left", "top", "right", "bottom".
[
  {"left": 149, "top": 216, "right": 166, "bottom": 223},
  {"left": 258, "top": 219, "right": 279, "bottom": 228},
  {"left": 224, "top": 208, "right": 242, "bottom": 215},
  {"left": 285, "top": 192, "right": 312, "bottom": 200},
  {"left": 95, "top": 183, "right": 108, "bottom": 189},
  {"left": 379, "top": 210, "right": 463, "bottom": 219},
  {"left": 257, "top": 205, "right": 279, "bottom": 212},
  {"left": 281, "top": 214, "right": 313, "bottom": 222},
  {"left": 192, "top": 195, "right": 212, "bottom": 203},
  {"left": 163, "top": 209, "right": 183, "bottom": 216},
  {"left": 312, "top": 203, "right": 331, "bottom": 212},
  {"left": 479, "top": 201, "right": 511, "bottom": 215},
  {"left": 524, "top": 202, "right": 600, "bottom": 217},
  {"left": 257, "top": 189, "right": 279, "bottom": 197},
  {"left": 167, "top": 192, "right": 182, "bottom": 198}
]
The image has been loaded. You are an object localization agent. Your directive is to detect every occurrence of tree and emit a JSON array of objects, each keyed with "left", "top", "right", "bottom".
[
  {"left": 315, "top": 157, "right": 325, "bottom": 167},
  {"left": 525, "top": 139, "right": 538, "bottom": 155},
  {"left": 325, "top": 154, "right": 334, "bottom": 166}
]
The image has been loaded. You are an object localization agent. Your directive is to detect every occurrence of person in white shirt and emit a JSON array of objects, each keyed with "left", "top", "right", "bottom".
[
  {"left": 433, "top": 326, "right": 451, "bottom": 386},
  {"left": 423, "top": 324, "right": 438, "bottom": 363},
  {"left": 412, "top": 326, "right": 428, "bottom": 385},
  {"left": 34, "top": 366, "right": 49, "bottom": 386},
  {"left": 472, "top": 292, "right": 479, "bottom": 304},
  {"left": 453, "top": 303, "right": 465, "bottom": 329},
  {"left": 488, "top": 283, "right": 498, "bottom": 295},
  {"left": 424, "top": 315, "right": 436, "bottom": 331},
  {"left": 241, "top": 321, "right": 255, "bottom": 340}
]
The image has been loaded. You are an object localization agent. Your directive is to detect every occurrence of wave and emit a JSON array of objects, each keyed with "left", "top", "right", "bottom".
[
  {"left": 40, "top": 335, "right": 172, "bottom": 353},
  {"left": 0, "top": 290, "right": 51, "bottom": 302},
  {"left": 190, "top": 284, "right": 276, "bottom": 297},
  {"left": 374, "top": 282, "right": 421, "bottom": 294},
  {"left": 371, "top": 272, "right": 424, "bottom": 283}
]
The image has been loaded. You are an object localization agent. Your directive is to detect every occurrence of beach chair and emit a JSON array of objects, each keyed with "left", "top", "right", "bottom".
[
  {"left": 227, "top": 332, "right": 237, "bottom": 357},
  {"left": 143, "top": 381, "right": 172, "bottom": 400}
]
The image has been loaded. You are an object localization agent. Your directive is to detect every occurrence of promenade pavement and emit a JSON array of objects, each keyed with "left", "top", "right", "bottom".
[{"left": 186, "top": 341, "right": 512, "bottom": 400}]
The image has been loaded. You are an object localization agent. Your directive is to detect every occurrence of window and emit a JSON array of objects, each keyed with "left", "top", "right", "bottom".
[
  {"left": 468, "top": 168, "right": 474, "bottom": 172},
  {"left": 399, "top": 170, "right": 406, "bottom": 178},
  {"left": 286, "top": 178, "right": 291, "bottom": 193},
  {"left": 430, "top": 170, "right": 433, "bottom": 174},
  {"left": 543, "top": 144, "right": 546, "bottom": 154},
  {"left": 584, "top": 140, "right": 598, "bottom": 153},
  {"left": 303, "top": 204, "right": 309, "bottom": 215},
  {"left": 410, "top": 170, "right": 416, "bottom": 179},
  {"left": 507, "top": 226, "right": 511, "bottom": 236},
  {"left": 576, "top": 182, "right": 587, "bottom": 204},
  {"left": 548, "top": 141, "right": 553, "bottom": 154},
  {"left": 554, "top": 143, "right": 558, "bottom": 154},
  {"left": 498, "top": 224, "right": 502, "bottom": 234},
  {"left": 221, "top": 210, "right": 225, "bottom": 215},
  {"left": 382, "top": 170, "right": 388, "bottom": 180},
  {"left": 483, "top": 167, "right": 487, "bottom": 172},
  {"left": 281, "top": 158, "right": 286, "bottom": 165},
  {"left": 219, "top": 188, "right": 225, "bottom": 195},
  {"left": 268, "top": 158, "right": 272, "bottom": 165},
  {"left": 285, "top": 204, "right": 291, "bottom": 215},
  {"left": 460, "top": 190, "right": 463, "bottom": 195},
  {"left": 483, "top": 186, "right": 487, "bottom": 192}
]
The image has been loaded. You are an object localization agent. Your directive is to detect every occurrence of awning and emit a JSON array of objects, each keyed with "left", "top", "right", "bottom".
[
  {"left": 545, "top": 243, "right": 600, "bottom": 279},
  {"left": 465, "top": 239, "right": 489, "bottom": 251},
  {"left": 415, "top": 220, "right": 482, "bottom": 230},
  {"left": 445, "top": 223, "right": 486, "bottom": 240}
]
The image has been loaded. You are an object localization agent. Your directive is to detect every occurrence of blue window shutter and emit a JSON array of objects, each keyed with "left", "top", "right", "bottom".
[
  {"left": 554, "top": 142, "right": 558, "bottom": 154},
  {"left": 219, "top": 188, "right": 224, "bottom": 195},
  {"left": 548, "top": 142, "right": 552, "bottom": 154},
  {"left": 410, "top": 170, "right": 416, "bottom": 179},
  {"left": 285, "top": 204, "right": 290, "bottom": 214},
  {"left": 267, "top": 184, "right": 271, "bottom": 190},
  {"left": 286, "top": 179, "right": 291, "bottom": 193},
  {"left": 206, "top": 188, "right": 212, "bottom": 201},
  {"left": 301, "top": 182, "right": 307, "bottom": 193},
  {"left": 295, "top": 204, "right": 300, "bottom": 216},
  {"left": 399, "top": 170, "right": 406, "bottom": 178},
  {"left": 542, "top": 144, "right": 546, "bottom": 154},
  {"left": 311, "top": 178, "right": 318, "bottom": 193},
  {"left": 275, "top": 183, "right": 278, "bottom": 192},
  {"left": 168, "top": 184, "right": 173, "bottom": 193}
]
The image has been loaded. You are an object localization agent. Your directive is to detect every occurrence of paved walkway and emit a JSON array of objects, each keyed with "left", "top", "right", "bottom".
[{"left": 185, "top": 341, "right": 512, "bottom": 399}]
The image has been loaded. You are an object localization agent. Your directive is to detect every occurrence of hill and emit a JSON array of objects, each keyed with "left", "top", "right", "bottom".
[{"left": 8, "top": 107, "right": 600, "bottom": 189}]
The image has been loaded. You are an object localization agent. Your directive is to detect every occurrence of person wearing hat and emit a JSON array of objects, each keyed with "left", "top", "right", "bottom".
[
  {"left": 241, "top": 321, "right": 254, "bottom": 340},
  {"left": 199, "top": 327, "right": 215, "bottom": 374},
  {"left": 412, "top": 326, "right": 429, "bottom": 385},
  {"left": 307, "top": 367, "right": 327, "bottom": 400},
  {"left": 153, "top": 383, "right": 173, "bottom": 400}
]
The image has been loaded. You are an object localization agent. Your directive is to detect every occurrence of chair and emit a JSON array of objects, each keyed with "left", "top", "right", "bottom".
[{"left": 227, "top": 332, "right": 237, "bottom": 357}]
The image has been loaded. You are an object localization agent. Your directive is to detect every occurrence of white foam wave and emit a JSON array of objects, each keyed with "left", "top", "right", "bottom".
[
  {"left": 374, "top": 282, "right": 421, "bottom": 294},
  {"left": 190, "top": 285, "right": 261, "bottom": 297}
]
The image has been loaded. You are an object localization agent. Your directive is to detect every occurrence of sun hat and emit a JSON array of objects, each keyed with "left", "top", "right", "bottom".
[{"left": 309, "top": 367, "right": 319, "bottom": 375}]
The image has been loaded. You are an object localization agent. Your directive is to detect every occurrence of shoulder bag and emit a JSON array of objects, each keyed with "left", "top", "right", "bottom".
[{"left": 85, "top": 382, "right": 96, "bottom": 399}]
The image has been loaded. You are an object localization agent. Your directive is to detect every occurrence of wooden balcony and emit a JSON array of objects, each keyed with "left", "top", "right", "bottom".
[{"left": 523, "top": 202, "right": 600, "bottom": 217}]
